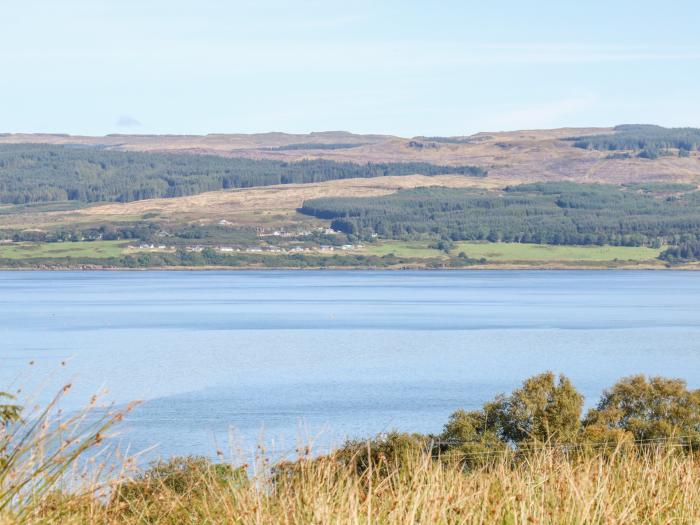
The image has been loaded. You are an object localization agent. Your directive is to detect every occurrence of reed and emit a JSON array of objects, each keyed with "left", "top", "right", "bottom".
[
  {"left": 4, "top": 440, "right": 699, "bottom": 524},
  {"left": 2, "top": 376, "right": 700, "bottom": 524}
]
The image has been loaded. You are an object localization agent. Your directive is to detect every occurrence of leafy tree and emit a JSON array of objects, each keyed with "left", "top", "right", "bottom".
[
  {"left": 638, "top": 148, "right": 660, "bottom": 160},
  {"left": 441, "top": 372, "right": 583, "bottom": 453},
  {"left": 337, "top": 373, "right": 700, "bottom": 471},
  {"left": 439, "top": 404, "right": 507, "bottom": 465},
  {"left": 431, "top": 239, "right": 455, "bottom": 253},
  {"left": 583, "top": 375, "right": 700, "bottom": 443},
  {"left": 496, "top": 372, "right": 583, "bottom": 443}
]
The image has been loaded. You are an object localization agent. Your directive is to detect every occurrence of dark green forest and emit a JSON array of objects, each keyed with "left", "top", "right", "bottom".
[
  {"left": 0, "top": 144, "right": 486, "bottom": 205},
  {"left": 299, "top": 182, "right": 700, "bottom": 246},
  {"left": 568, "top": 124, "right": 700, "bottom": 157},
  {"left": 0, "top": 250, "right": 482, "bottom": 269},
  {"left": 660, "top": 241, "right": 700, "bottom": 262}
]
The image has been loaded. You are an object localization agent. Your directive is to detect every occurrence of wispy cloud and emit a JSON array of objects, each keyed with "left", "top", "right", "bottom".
[
  {"left": 478, "top": 95, "right": 600, "bottom": 132},
  {"left": 116, "top": 115, "right": 142, "bottom": 127}
]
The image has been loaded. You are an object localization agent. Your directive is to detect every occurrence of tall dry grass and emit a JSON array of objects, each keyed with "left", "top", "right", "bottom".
[
  {"left": 6, "top": 443, "right": 699, "bottom": 524},
  {"left": 1, "top": 377, "right": 699, "bottom": 524},
  {"left": 0, "top": 384, "right": 137, "bottom": 525}
]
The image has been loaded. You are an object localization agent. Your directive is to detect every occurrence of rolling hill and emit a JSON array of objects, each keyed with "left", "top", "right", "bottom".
[
  {"left": 2, "top": 126, "right": 699, "bottom": 186},
  {"left": 1, "top": 125, "right": 700, "bottom": 268}
]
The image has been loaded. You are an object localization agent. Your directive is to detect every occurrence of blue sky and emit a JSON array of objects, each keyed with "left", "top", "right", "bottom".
[{"left": 2, "top": 0, "right": 699, "bottom": 136}]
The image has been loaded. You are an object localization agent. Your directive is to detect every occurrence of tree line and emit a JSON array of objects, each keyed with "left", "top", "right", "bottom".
[
  {"left": 340, "top": 372, "right": 700, "bottom": 469},
  {"left": 299, "top": 182, "right": 700, "bottom": 246},
  {"left": 0, "top": 249, "right": 482, "bottom": 270},
  {"left": 568, "top": 124, "right": 700, "bottom": 156},
  {"left": 0, "top": 144, "right": 487, "bottom": 205},
  {"left": 660, "top": 240, "right": 700, "bottom": 262}
]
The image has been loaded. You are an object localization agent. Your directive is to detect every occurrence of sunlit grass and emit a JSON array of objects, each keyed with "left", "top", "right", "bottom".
[
  {"left": 361, "top": 241, "right": 446, "bottom": 259},
  {"left": 15, "top": 444, "right": 700, "bottom": 524},
  {"left": 454, "top": 241, "right": 663, "bottom": 262},
  {"left": 0, "top": 385, "right": 137, "bottom": 524},
  {"left": 0, "top": 241, "right": 128, "bottom": 260},
  {"left": 362, "top": 240, "right": 663, "bottom": 263},
  {"left": 2, "top": 377, "right": 700, "bottom": 523}
]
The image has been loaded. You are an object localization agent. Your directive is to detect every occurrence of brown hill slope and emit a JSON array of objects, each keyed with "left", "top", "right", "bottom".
[
  {"left": 0, "top": 175, "right": 505, "bottom": 231},
  {"left": 2, "top": 127, "right": 699, "bottom": 185}
]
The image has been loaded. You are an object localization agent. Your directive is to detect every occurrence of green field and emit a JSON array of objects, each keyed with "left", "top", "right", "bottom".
[
  {"left": 361, "top": 242, "right": 446, "bottom": 258},
  {"left": 454, "top": 242, "right": 662, "bottom": 262},
  {"left": 363, "top": 241, "right": 663, "bottom": 262},
  {"left": 0, "top": 240, "right": 128, "bottom": 259},
  {"left": 0, "top": 239, "right": 666, "bottom": 266}
]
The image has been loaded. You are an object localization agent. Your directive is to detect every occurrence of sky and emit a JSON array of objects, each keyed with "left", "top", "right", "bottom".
[{"left": 2, "top": 0, "right": 699, "bottom": 136}]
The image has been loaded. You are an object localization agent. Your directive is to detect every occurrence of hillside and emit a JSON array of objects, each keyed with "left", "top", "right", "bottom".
[
  {"left": 1, "top": 125, "right": 700, "bottom": 269},
  {"left": 0, "top": 144, "right": 484, "bottom": 205},
  {"left": 2, "top": 126, "right": 700, "bottom": 186}
]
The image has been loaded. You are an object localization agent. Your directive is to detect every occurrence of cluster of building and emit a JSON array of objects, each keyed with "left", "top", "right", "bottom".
[
  {"left": 182, "top": 244, "right": 358, "bottom": 254},
  {"left": 255, "top": 227, "right": 339, "bottom": 237}
]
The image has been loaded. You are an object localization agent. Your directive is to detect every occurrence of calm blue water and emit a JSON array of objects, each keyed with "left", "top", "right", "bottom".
[{"left": 1, "top": 270, "right": 699, "bottom": 460}]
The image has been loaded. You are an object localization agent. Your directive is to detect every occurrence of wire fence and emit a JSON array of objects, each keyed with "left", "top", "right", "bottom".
[
  {"left": 424, "top": 434, "right": 700, "bottom": 462},
  {"left": 259, "top": 434, "right": 700, "bottom": 467}
]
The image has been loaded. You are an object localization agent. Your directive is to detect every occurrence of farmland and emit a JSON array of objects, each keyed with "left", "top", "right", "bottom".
[
  {"left": 0, "top": 240, "right": 128, "bottom": 259},
  {"left": 362, "top": 241, "right": 663, "bottom": 265}
]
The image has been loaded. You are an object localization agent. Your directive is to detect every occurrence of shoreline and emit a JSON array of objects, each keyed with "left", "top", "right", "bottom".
[{"left": 0, "top": 262, "right": 695, "bottom": 271}]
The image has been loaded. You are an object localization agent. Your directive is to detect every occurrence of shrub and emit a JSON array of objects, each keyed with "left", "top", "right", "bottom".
[
  {"left": 583, "top": 375, "right": 700, "bottom": 446},
  {"left": 5, "top": 373, "right": 700, "bottom": 523},
  {"left": 334, "top": 431, "right": 430, "bottom": 475},
  {"left": 439, "top": 406, "right": 507, "bottom": 466},
  {"left": 494, "top": 372, "right": 584, "bottom": 444},
  {"left": 114, "top": 456, "right": 246, "bottom": 501}
]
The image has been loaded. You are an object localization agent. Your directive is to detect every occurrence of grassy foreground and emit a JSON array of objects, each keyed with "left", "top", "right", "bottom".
[
  {"left": 13, "top": 446, "right": 699, "bottom": 524},
  {"left": 2, "top": 372, "right": 700, "bottom": 523}
]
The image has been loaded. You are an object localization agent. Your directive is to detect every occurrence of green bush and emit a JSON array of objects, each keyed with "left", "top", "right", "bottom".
[
  {"left": 114, "top": 456, "right": 247, "bottom": 503},
  {"left": 438, "top": 371, "right": 700, "bottom": 462},
  {"left": 499, "top": 372, "right": 584, "bottom": 443},
  {"left": 439, "top": 406, "right": 507, "bottom": 466},
  {"left": 334, "top": 432, "right": 430, "bottom": 475},
  {"left": 583, "top": 375, "right": 700, "bottom": 446}
]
